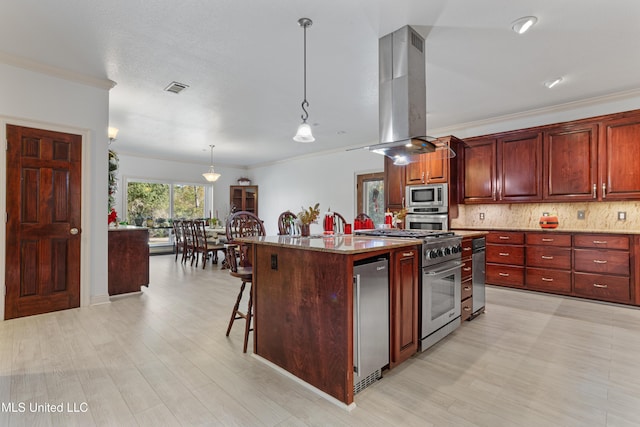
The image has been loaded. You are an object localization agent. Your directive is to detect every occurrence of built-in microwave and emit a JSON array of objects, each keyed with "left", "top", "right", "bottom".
[{"left": 406, "top": 183, "right": 448, "bottom": 209}]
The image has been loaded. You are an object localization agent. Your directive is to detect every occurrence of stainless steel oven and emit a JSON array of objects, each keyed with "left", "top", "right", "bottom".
[
  {"left": 420, "top": 234, "right": 462, "bottom": 351},
  {"left": 405, "top": 211, "right": 448, "bottom": 231}
]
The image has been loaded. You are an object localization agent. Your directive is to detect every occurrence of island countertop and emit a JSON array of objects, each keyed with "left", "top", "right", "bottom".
[{"left": 235, "top": 234, "right": 419, "bottom": 254}]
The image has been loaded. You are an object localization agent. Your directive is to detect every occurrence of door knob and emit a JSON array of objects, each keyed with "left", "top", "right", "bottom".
[{"left": 70, "top": 228, "right": 79, "bottom": 235}]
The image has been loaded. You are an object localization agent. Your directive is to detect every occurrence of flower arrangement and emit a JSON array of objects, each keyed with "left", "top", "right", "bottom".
[{"left": 297, "top": 203, "right": 320, "bottom": 225}]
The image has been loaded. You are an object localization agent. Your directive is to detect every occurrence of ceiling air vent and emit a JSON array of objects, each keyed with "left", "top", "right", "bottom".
[{"left": 164, "top": 81, "right": 189, "bottom": 94}]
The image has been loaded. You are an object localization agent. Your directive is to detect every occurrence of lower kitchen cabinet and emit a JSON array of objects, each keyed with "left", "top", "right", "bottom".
[
  {"left": 108, "top": 228, "right": 150, "bottom": 296},
  {"left": 525, "top": 232, "right": 572, "bottom": 294},
  {"left": 486, "top": 231, "right": 525, "bottom": 287},
  {"left": 573, "top": 234, "right": 631, "bottom": 304},
  {"left": 390, "top": 247, "right": 419, "bottom": 368},
  {"left": 483, "top": 230, "right": 637, "bottom": 306},
  {"left": 460, "top": 237, "right": 473, "bottom": 322}
]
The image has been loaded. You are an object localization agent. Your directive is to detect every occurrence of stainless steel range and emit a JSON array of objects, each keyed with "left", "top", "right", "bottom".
[{"left": 355, "top": 229, "right": 462, "bottom": 351}]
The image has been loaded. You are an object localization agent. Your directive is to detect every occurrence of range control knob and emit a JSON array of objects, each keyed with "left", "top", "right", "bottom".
[
  {"left": 436, "top": 249, "right": 444, "bottom": 257},
  {"left": 444, "top": 247, "right": 452, "bottom": 255},
  {"left": 451, "top": 245, "right": 459, "bottom": 254},
  {"left": 429, "top": 250, "right": 439, "bottom": 259}
]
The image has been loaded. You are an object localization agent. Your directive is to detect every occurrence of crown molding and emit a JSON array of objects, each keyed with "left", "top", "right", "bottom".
[{"left": 0, "top": 51, "right": 116, "bottom": 90}]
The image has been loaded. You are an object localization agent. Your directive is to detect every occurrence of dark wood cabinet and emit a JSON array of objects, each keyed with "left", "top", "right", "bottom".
[
  {"left": 390, "top": 247, "right": 419, "bottom": 368},
  {"left": 230, "top": 185, "right": 258, "bottom": 216},
  {"left": 463, "top": 138, "right": 497, "bottom": 203},
  {"left": 498, "top": 132, "right": 542, "bottom": 202},
  {"left": 108, "top": 228, "right": 149, "bottom": 295},
  {"left": 460, "top": 238, "right": 473, "bottom": 322},
  {"left": 525, "top": 232, "right": 572, "bottom": 294},
  {"left": 543, "top": 124, "right": 598, "bottom": 201},
  {"left": 405, "top": 144, "right": 449, "bottom": 185},
  {"left": 601, "top": 116, "right": 640, "bottom": 200},
  {"left": 485, "top": 231, "right": 525, "bottom": 287},
  {"left": 384, "top": 155, "right": 405, "bottom": 210}
]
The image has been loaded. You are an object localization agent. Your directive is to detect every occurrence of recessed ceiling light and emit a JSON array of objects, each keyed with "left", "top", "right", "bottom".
[
  {"left": 511, "top": 16, "right": 538, "bottom": 34},
  {"left": 544, "top": 77, "right": 563, "bottom": 88}
]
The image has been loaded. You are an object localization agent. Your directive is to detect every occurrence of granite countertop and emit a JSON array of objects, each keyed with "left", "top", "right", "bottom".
[
  {"left": 235, "top": 235, "right": 420, "bottom": 254},
  {"left": 454, "top": 226, "right": 640, "bottom": 234},
  {"left": 108, "top": 225, "right": 148, "bottom": 232}
]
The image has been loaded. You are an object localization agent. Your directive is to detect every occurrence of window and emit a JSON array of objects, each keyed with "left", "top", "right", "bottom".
[
  {"left": 125, "top": 179, "right": 207, "bottom": 247},
  {"left": 356, "top": 172, "right": 385, "bottom": 226}
]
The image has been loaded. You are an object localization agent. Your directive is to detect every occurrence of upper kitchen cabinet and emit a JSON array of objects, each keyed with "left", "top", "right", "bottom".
[
  {"left": 543, "top": 123, "right": 598, "bottom": 201},
  {"left": 405, "top": 136, "right": 459, "bottom": 185},
  {"left": 230, "top": 185, "right": 258, "bottom": 216},
  {"left": 463, "top": 132, "right": 542, "bottom": 203},
  {"left": 498, "top": 132, "right": 543, "bottom": 202},
  {"left": 600, "top": 115, "right": 640, "bottom": 200},
  {"left": 384, "top": 155, "right": 406, "bottom": 210},
  {"left": 462, "top": 138, "right": 497, "bottom": 203}
]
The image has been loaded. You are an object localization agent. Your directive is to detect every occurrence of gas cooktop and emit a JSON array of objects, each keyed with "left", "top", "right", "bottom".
[{"left": 355, "top": 229, "right": 455, "bottom": 239}]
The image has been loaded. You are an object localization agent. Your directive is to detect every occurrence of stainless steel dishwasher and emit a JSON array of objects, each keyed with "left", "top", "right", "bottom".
[
  {"left": 472, "top": 237, "right": 486, "bottom": 317},
  {"left": 353, "top": 257, "right": 389, "bottom": 394}
]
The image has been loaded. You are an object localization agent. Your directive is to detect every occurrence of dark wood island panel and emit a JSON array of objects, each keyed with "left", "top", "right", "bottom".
[{"left": 108, "top": 228, "right": 149, "bottom": 296}]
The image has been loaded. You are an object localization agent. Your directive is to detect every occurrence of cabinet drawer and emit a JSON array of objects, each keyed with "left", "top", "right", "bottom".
[
  {"left": 574, "top": 234, "right": 629, "bottom": 250},
  {"left": 574, "top": 249, "right": 629, "bottom": 275},
  {"left": 461, "top": 259, "right": 473, "bottom": 281},
  {"left": 574, "top": 272, "right": 631, "bottom": 303},
  {"left": 461, "top": 297, "right": 473, "bottom": 322},
  {"left": 526, "top": 233, "right": 571, "bottom": 247},
  {"left": 486, "top": 245, "right": 524, "bottom": 265},
  {"left": 526, "top": 268, "right": 572, "bottom": 293},
  {"left": 461, "top": 239, "right": 473, "bottom": 258},
  {"left": 487, "top": 264, "right": 524, "bottom": 286},
  {"left": 487, "top": 231, "right": 525, "bottom": 245},
  {"left": 461, "top": 279, "right": 473, "bottom": 301},
  {"left": 526, "top": 246, "right": 571, "bottom": 269}
]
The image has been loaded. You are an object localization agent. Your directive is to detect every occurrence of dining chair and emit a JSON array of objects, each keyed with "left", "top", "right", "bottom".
[
  {"left": 172, "top": 219, "right": 185, "bottom": 262},
  {"left": 224, "top": 211, "right": 265, "bottom": 352},
  {"left": 332, "top": 212, "right": 347, "bottom": 234},
  {"left": 181, "top": 220, "right": 195, "bottom": 264},
  {"left": 193, "top": 219, "right": 220, "bottom": 268},
  {"left": 277, "top": 210, "right": 299, "bottom": 235}
]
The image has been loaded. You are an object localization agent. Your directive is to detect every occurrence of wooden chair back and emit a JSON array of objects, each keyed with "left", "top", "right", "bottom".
[
  {"left": 225, "top": 211, "right": 266, "bottom": 242},
  {"left": 333, "top": 212, "right": 347, "bottom": 234},
  {"left": 172, "top": 219, "right": 184, "bottom": 261},
  {"left": 277, "top": 211, "right": 299, "bottom": 235}
]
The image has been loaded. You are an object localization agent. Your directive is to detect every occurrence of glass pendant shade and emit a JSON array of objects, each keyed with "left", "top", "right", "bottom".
[
  {"left": 202, "top": 145, "right": 221, "bottom": 182},
  {"left": 293, "top": 121, "right": 315, "bottom": 143},
  {"left": 202, "top": 167, "right": 221, "bottom": 182}
]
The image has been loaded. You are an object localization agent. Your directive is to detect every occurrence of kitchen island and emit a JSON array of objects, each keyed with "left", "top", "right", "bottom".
[{"left": 236, "top": 234, "right": 421, "bottom": 407}]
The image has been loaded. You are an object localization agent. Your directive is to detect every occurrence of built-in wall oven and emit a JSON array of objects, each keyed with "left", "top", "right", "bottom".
[{"left": 405, "top": 183, "right": 449, "bottom": 231}]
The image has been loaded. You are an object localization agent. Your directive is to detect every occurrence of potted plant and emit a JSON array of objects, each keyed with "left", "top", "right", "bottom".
[{"left": 297, "top": 203, "right": 320, "bottom": 237}]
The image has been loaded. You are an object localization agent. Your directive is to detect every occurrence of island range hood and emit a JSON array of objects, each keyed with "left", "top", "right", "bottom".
[{"left": 368, "top": 25, "right": 455, "bottom": 165}]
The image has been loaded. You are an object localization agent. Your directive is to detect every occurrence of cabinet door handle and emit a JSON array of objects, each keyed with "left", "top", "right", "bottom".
[
  {"left": 402, "top": 197, "right": 405, "bottom": 208},
  {"left": 463, "top": 267, "right": 472, "bottom": 272},
  {"left": 602, "top": 182, "right": 607, "bottom": 199},
  {"left": 593, "top": 283, "right": 608, "bottom": 288},
  {"left": 542, "top": 277, "right": 554, "bottom": 282},
  {"left": 593, "top": 259, "right": 608, "bottom": 264},
  {"left": 499, "top": 252, "right": 510, "bottom": 256},
  {"left": 421, "top": 172, "right": 425, "bottom": 183},
  {"left": 541, "top": 255, "right": 554, "bottom": 260},
  {"left": 463, "top": 247, "right": 472, "bottom": 252},
  {"left": 592, "top": 183, "right": 597, "bottom": 198},
  {"left": 593, "top": 240, "right": 608, "bottom": 244},
  {"left": 402, "top": 252, "right": 414, "bottom": 257},
  {"left": 464, "top": 286, "right": 471, "bottom": 291},
  {"left": 463, "top": 306, "right": 471, "bottom": 311},
  {"left": 498, "top": 236, "right": 510, "bottom": 240},
  {"left": 499, "top": 272, "right": 510, "bottom": 277}
]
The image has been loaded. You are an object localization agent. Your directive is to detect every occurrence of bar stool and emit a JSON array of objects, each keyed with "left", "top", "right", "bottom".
[{"left": 224, "top": 243, "right": 254, "bottom": 352}]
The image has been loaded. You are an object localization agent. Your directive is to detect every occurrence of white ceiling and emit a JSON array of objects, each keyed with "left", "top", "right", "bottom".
[{"left": 3, "top": 0, "right": 640, "bottom": 167}]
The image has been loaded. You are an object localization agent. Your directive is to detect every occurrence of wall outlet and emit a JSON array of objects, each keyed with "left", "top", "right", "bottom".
[
  {"left": 479, "top": 212, "right": 485, "bottom": 220},
  {"left": 577, "top": 210, "right": 585, "bottom": 220},
  {"left": 618, "top": 211, "right": 627, "bottom": 221}
]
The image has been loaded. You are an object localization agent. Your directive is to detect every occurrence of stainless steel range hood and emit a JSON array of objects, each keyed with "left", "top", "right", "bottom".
[{"left": 368, "top": 25, "right": 454, "bottom": 164}]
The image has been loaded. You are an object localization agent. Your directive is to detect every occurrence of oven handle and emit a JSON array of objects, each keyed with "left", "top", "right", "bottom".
[{"left": 424, "top": 261, "right": 462, "bottom": 276}]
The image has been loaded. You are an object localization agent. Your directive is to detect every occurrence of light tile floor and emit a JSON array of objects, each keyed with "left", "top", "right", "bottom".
[{"left": 1, "top": 254, "right": 640, "bottom": 426}]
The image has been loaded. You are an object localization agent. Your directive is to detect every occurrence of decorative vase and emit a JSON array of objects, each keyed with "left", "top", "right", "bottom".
[
  {"left": 134, "top": 216, "right": 144, "bottom": 226},
  {"left": 300, "top": 224, "right": 310, "bottom": 237},
  {"left": 539, "top": 213, "right": 559, "bottom": 229}
]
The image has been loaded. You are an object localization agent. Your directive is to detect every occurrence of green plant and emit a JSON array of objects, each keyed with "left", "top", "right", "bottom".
[{"left": 297, "top": 203, "right": 320, "bottom": 225}]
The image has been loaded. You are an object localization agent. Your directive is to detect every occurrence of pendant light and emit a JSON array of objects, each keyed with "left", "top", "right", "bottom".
[
  {"left": 293, "top": 17, "right": 315, "bottom": 143},
  {"left": 202, "top": 145, "right": 221, "bottom": 182}
]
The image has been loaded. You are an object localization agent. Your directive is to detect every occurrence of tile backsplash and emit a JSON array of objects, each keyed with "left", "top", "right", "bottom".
[{"left": 451, "top": 201, "right": 640, "bottom": 231}]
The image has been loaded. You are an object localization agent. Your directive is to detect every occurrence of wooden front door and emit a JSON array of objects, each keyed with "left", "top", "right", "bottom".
[{"left": 5, "top": 125, "right": 82, "bottom": 319}]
